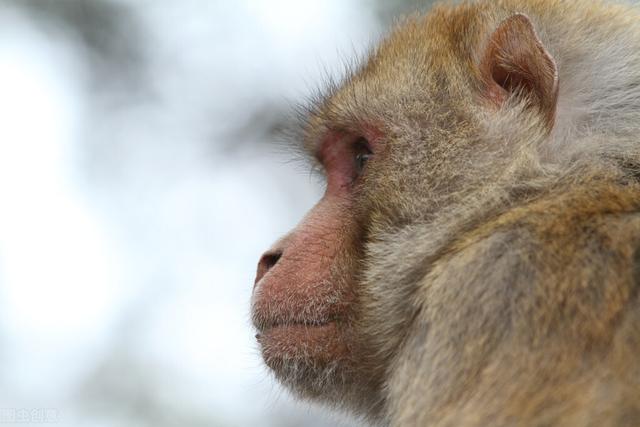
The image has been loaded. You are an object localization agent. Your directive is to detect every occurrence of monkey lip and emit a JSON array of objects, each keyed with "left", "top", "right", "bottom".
[{"left": 251, "top": 302, "right": 341, "bottom": 336}]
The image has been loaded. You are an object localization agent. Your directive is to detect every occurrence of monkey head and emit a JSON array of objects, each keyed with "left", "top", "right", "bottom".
[{"left": 251, "top": 3, "right": 559, "bottom": 421}]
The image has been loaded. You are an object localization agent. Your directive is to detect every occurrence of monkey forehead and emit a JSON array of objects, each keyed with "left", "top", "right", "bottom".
[
  {"left": 301, "top": 6, "right": 488, "bottom": 153},
  {"left": 302, "top": 4, "right": 490, "bottom": 143},
  {"left": 367, "top": 7, "right": 485, "bottom": 85}
]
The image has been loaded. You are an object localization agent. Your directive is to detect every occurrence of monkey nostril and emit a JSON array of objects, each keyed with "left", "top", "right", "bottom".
[
  {"left": 261, "top": 252, "right": 281, "bottom": 271},
  {"left": 255, "top": 250, "right": 283, "bottom": 285}
]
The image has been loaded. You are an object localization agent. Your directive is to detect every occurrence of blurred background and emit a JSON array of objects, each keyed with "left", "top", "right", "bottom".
[{"left": 0, "top": 1, "right": 427, "bottom": 426}]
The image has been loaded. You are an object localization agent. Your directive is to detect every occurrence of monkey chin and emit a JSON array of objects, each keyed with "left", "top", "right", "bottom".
[{"left": 256, "top": 321, "right": 358, "bottom": 401}]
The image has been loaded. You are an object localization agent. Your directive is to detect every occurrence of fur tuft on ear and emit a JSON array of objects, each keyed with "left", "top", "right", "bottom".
[{"left": 480, "top": 13, "right": 559, "bottom": 129}]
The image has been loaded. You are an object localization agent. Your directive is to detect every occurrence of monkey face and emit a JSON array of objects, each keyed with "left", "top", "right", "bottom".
[{"left": 251, "top": 129, "right": 382, "bottom": 408}]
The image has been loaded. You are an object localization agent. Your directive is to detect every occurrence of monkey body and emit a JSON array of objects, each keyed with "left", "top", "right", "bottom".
[
  {"left": 252, "top": 0, "right": 640, "bottom": 425},
  {"left": 382, "top": 182, "right": 640, "bottom": 426}
]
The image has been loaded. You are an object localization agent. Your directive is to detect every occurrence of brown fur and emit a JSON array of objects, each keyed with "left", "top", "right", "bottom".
[{"left": 253, "top": 0, "right": 640, "bottom": 425}]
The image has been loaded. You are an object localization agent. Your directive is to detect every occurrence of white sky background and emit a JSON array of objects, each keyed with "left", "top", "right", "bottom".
[{"left": 0, "top": 1, "right": 385, "bottom": 426}]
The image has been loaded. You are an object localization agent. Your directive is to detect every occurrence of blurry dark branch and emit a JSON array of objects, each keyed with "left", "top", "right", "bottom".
[
  {"left": 6, "top": 0, "right": 149, "bottom": 94},
  {"left": 217, "top": 101, "right": 293, "bottom": 155}
]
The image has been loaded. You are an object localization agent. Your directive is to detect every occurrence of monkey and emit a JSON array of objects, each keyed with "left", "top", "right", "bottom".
[{"left": 250, "top": 0, "right": 640, "bottom": 425}]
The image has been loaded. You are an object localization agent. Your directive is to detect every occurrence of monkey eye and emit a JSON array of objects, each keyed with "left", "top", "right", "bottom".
[{"left": 353, "top": 137, "right": 372, "bottom": 176}]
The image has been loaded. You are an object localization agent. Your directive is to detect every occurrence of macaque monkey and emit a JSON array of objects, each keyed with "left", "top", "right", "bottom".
[{"left": 251, "top": 0, "right": 640, "bottom": 425}]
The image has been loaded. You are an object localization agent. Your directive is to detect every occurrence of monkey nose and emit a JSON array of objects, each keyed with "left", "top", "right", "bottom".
[{"left": 254, "top": 249, "right": 283, "bottom": 286}]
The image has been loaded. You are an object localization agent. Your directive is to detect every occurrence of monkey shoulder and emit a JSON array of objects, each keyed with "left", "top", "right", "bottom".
[
  {"left": 397, "top": 184, "right": 640, "bottom": 426},
  {"left": 452, "top": 182, "right": 640, "bottom": 279},
  {"left": 421, "top": 181, "right": 640, "bottom": 351},
  {"left": 444, "top": 182, "right": 640, "bottom": 313}
]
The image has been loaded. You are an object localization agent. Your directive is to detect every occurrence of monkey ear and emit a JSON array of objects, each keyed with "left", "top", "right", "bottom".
[{"left": 480, "top": 13, "right": 559, "bottom": 128}]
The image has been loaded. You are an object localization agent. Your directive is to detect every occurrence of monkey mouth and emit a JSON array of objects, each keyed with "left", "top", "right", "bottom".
[{"left": 250, "top": 296, "right": 342, "bottom": 336}]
